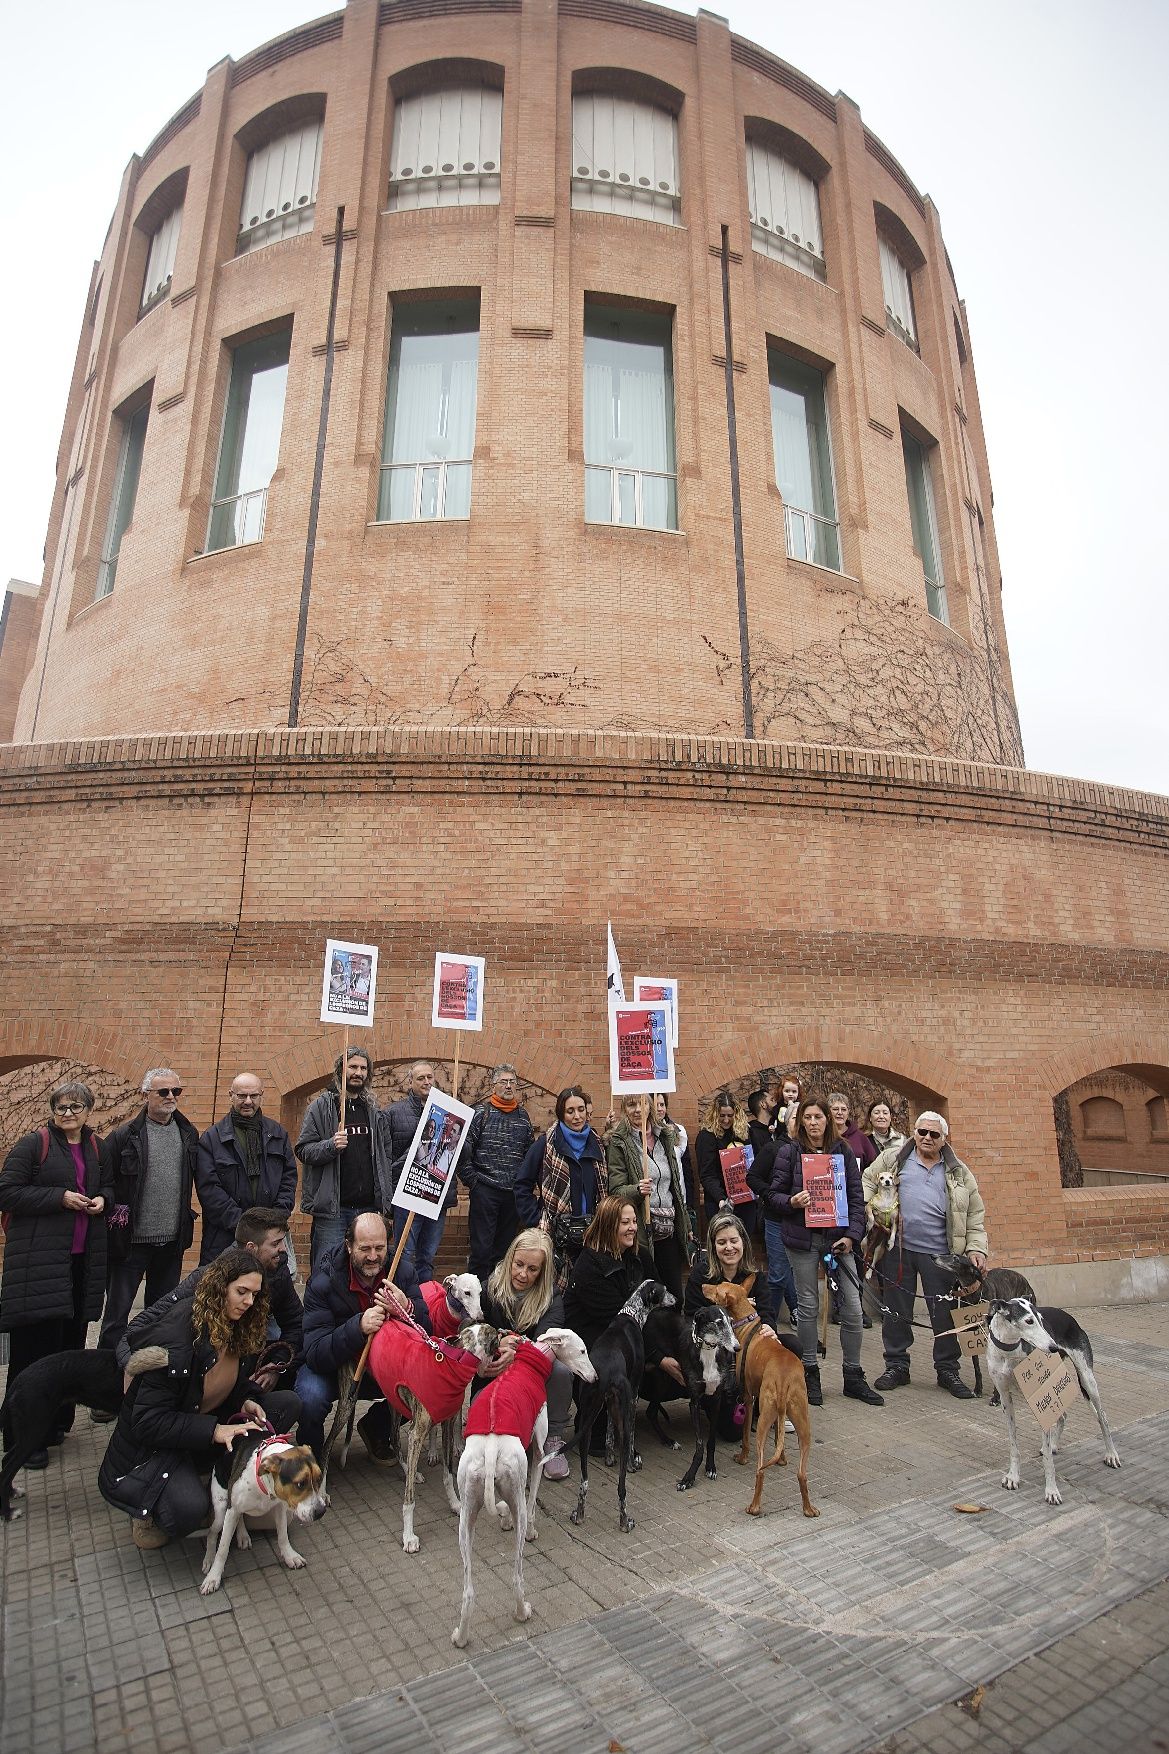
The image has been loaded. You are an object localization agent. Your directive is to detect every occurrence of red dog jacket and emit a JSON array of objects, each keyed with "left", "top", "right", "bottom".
[
  {"left": 419, "top": 1279, "right": 462, "bottom": 1341},
  {"left": 464, "top": 1340, "right": 553, "bottom": 1444},
  {"left": 369, "top": 1317, "right": 481, "bottom": 1422}
]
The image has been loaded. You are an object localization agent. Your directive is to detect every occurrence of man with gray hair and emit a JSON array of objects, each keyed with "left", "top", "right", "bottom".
[
  {"left": 460, "top": 1065, "right": 535, "bottom": 1278},
  {"left": 863, "top": 1111, "right": 988, "bottom": 1398},
  {"left": 97, "top": 1068, "right": 198, "bottom": 1351}
]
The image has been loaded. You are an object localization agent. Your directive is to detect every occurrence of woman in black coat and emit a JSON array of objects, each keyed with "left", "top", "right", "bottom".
[
  {"left": 563, "top": 1195, "right": 654, "bottom": 1353},
  {"left": 693, "top": 1091, "right": 759, "bottom": 1238},
  {"left": 98, "top": 1247, "right": 300, "bottom": 1549},
  {"left": 0, "top": 1080, "right": 112, "bottom": 1466},
  {"left": 682, "top": 1210, "right": 776, "bottom": 1438}
]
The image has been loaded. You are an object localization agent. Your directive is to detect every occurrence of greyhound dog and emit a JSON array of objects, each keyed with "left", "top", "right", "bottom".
[
  {"left": 570, "top": 1279, "right": 675, "bottom": 1534},
  {"left": 200, "top": 1430, "right": 328, "bottom": 1595},
  {"left": 450, "top": 1328, "right": 595, "bottom": 1650},
  {"left": 640, "top": 1303, "right": 739, "bottom": 1491},
  {"left": 987, "top": 1297, "right": 1120, "bottom": 1505},
  {"left": 935, "top": 1253, "right": 1037, "bottom": 1400},
  {"left": 703, "top": 1277, "right": 819, "bottom": 1519}
]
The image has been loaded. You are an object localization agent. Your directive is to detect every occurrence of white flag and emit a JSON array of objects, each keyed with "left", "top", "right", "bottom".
[{"left": 606, "top": 921, "right": 626, "bottom": 1003}]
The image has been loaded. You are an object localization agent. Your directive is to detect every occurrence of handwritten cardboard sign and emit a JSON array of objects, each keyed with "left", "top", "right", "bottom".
[
  {"left": 431, "top": 952, "right": 485, "bottom": 1031},
  {"left": 949, "top": 1301, "right": 989, "bottom": 1357},
  {"left": 320, "top": 938, "right": 378, "bottom": 1028},
  {"left": 1013, "top": 1350, "right": 1079, "bottom": 1433},
  {"left": 608, "top": 1002, "right": 676, "bottom": 1096}
]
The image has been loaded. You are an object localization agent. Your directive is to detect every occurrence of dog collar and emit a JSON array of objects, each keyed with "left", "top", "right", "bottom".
[{"left": 987, "top": 1329, "right": 1031, "bottom": 1356}]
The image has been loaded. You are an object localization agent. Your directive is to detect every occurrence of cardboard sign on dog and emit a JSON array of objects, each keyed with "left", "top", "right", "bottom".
[
  {"left": 949, "top": 1302, "right": 990, "bottom": 1357},
  {"left": 1013, "top": 1350, "right": 1079, "bottom": 1433}
]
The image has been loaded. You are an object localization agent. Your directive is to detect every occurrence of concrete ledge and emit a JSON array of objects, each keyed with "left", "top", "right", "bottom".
[{"left": 1022, "top": 1253, "right": 1169, "bottom": 1307}]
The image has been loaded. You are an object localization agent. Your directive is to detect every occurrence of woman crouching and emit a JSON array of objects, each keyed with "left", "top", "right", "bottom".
[
  {"left": 98, "top": 1247, "right": 301, "bottom": 1548},
  {"left": 478, "top": 1228, "right": 575, "bottom": 1480}
]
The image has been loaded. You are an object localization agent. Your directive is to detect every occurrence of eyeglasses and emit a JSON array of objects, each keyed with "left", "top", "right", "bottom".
[
  {"left": 53, "top": 1103, "right": 89, "bottom": 1115},
  {"left": 915, "top": 1128, "right": 942, "bottom": 1141},
  {"left": 153, "top": 1086, "right": 183, "bottom": 1098},
  {"left": 232, "top": 1093, "right": 261, "bottom": 1102}
]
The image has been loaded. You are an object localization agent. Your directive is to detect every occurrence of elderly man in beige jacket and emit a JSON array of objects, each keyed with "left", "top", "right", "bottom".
[{"left": 862, "top": 1111, "right": 988, "bottom": 1399}]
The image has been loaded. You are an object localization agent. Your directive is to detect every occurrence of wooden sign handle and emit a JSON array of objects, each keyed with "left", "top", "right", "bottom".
[{"left": 354, "top": 1210, "right": 415, "bottom": 1385}]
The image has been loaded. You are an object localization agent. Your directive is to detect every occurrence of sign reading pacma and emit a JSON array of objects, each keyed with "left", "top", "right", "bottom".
[
  {"left": 607, "top": 1002, "right": 676, "bottom": 1095},
  {"left": 431, "top": 952, "right": 485, "bottom": 1031}
]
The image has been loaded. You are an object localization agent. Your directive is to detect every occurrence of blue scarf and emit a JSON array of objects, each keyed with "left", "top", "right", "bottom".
[{"left": 558, "top": 1121, "right": 590, "bottom": 1160}]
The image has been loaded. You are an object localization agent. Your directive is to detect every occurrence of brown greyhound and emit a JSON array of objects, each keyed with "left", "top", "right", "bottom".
[{"left": 703, "top": 1276, "right": 819, "bottom": 1520}]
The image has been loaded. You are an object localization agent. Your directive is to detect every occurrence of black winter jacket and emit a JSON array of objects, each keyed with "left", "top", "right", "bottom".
[
  {"left": 461, "top": 1103, "right": 536, "bottom": 1192},
  {"left": 683, "top": 1251, "right": 774, "bottom": 1325},
  {"left": 296, "top": 1089, "right": 394, "bottom": 1220},
  {"left": 115, "top": 1257, "right": 304, "bottom": 1374},
  {"left": 766, "top": 1138, "right": 864, "bottom": 1253},
  {"left": 195, "top": 1112, "right": 297, "bottom": 1261},
  {"left": 744, "top": 1120, "right": 779, "bottom": 1202},
  {"left": 301, "top": 1242, "right": 429, "bottom": 1378},
  {"left": 479, "top": 1283, "right": 565, "bottom": 1341},
  {"left": 694, "top": 1126, "right": 760, "bottom": 1239},
  {"left": 0, "top": 1124, "right": 112, "bottom": 1330},
  {"left": 101, "top": 1108, "right": 198, "bottom": 1260},
  {"left": 563, "top": 1246, "right": 653, "bottom": 1353}
]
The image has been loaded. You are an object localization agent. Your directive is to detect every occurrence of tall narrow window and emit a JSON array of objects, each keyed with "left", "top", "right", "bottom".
[
  {"left": 237, "top": 121, "right": 322, "bottom": 254},
  {"left": 207, "top": 330, "right": 290, "bottom": 551},
  {"left": 769, "top": 351, "right": 840, "bottom": 571},
  {"left": 141, "top": 207, "right": 183, "bottom": 312},
  {"left": 584, "top": 306, "right": 677, "bottom": 531},
  {"left": 746, "top": 142, "right": 825, "bottom": 281},
  {"left": 97, "top": 402, "right": 149, "bottom": 599},
  {"left": 378, "top": 299, "right": 480, "bottom": 521},
  {"left": 387, "top": 87, "right": 502, "bottom": 210},
  {"left": 902, "top": 428, "right": 948, "bottom": 624},
  {"left": 571, "top": 94, "right": 680, "bottom": 225},
  {"left": 879, "top": 235, "right": 918, "bottom": 349}
]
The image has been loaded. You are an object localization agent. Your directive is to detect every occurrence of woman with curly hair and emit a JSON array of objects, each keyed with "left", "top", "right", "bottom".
[
  {"left": 98, "top": 1247, "right": 301, "bottom": 1549},
  {"left": 693, "top": 1091, "right": 758, "bottom": 1238}
]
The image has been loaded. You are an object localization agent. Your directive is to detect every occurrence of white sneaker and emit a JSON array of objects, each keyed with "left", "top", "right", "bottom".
[{"left": 784, "top": 1419, "right": 796, "bottom": 1433}]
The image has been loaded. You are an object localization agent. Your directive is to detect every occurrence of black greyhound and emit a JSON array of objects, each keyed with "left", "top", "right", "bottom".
[
  {"left": 1, "top": 1347, "right": 132, "bottom": 1519},
  {"left": 934, "top": 1252, "right": 1037, "bottom": 1400},
  {"left": 569, "top": 1279, "right": 674, "bottom": 1534},
  {"left": 641, "top": 1303, "right": 739, "bottom": 1491}
]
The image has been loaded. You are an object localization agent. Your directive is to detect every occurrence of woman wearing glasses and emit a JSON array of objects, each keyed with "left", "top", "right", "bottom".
[
  {"left": 0, "top": 1080, "right": 112, "bottom": 1467},
  {"left": 862, "top": 1111, "right": 988, "bottom": 1398}
]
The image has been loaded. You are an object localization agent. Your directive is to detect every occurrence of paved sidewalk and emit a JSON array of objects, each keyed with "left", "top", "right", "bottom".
[{"left": 2, "top": 1303, "right": 1167, "bottom": 1754}]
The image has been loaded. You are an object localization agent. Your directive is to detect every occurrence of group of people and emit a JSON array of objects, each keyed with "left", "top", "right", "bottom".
[{"left": 0, "top": 1052, "right": 989, "bottom": 1548}]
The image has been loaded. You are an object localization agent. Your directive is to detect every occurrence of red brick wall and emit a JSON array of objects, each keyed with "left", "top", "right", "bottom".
[
  {"left": 1064, "top": 1071, "right": 1169, "bottom": 1182},
  {"left": 1061, "top": 1187, "right": 1169, "bottom": 1261}
]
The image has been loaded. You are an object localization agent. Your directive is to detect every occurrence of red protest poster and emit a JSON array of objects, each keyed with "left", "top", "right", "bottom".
[
  {"left": 719, "top": 1144, "right": 754, "bottom": 1206},
  {"left": 803, "top": 1154, "right": 838, "bottom": 1227}
]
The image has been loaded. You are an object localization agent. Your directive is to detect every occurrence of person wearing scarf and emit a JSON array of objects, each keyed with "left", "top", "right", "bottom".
[
  {"left": 515, "top": 1087, "right": 609, "bottom": 1291},
  {"left": 195, "top": 1075, "right": 298, "bottom": 1264}
]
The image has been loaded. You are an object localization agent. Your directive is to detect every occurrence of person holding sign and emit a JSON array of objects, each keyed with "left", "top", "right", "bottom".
[
  {"left": 515, "top": 1087, "right": 608, "bottom": 1291},
  {"left": 864, "top": 1113, "right": 988, "bottom": 1399},
  {"left": 605, "top": 1094, "right": 691, "bottom": 1301},
  {"left": 766, "top": 1096, "right": 882, "bottom": 1409},
  {"left": 694, "top": 1093, "right": 758, "bottom": 1237},
  {"left": 295, "top": 1049, "right": 396, "bottom": 1270}
]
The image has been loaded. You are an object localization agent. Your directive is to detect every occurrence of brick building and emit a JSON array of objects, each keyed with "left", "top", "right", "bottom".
[{"left": 1, "top": 0, "right": 1166, "bottom": 1293}]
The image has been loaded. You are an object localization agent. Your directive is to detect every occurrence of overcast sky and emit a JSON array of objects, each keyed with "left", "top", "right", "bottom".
[{"left": 4, "top": 1, "right": 1166, "bottom": 795}]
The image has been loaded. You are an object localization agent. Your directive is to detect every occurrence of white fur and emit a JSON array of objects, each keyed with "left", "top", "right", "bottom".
[
  {"left": 988, "top": 1299, "right": 1121, "bottom": 1507},
  {"left": 451, "top": 1328, "right": 596, "bottom": 1650},
  {"left": 200, "top": 1439, "right": 327, "bottom": 1595},
  {"left": 400, "top": 1319, "right": 499, "bottom": 1554}
]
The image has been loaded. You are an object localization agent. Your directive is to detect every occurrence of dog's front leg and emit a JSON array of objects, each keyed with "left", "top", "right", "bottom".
[
  {"left": 201, "top": 1484, "right": 229, "bottom": 1578},
  {"left": 1000, "top": 1384, "right": 1022, "bottom": 1492},
  {"left": 200, "top": 1503, "right": 241, "bottom": 1595},
  {"left": 274, "top": 1501, "right": 307, "bottom": 1570},
  {"left": 401, "top": 1412, "right": 427, "bottom": 1553},
  {"left": 1040, "top": 1427, "right": 1063, "bottom": 1506},
  {"left": 735, "top": 1393, "right": 754, "bottom": 1467},
  {"left": 677, "top": 1398, "right": 705, "bottom": 1491}
]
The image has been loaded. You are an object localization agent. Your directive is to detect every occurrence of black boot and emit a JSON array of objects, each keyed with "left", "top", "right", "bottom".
[
  {"left": 874, "top": 1364, "right": 910, "bottom": 1390},
  {"left": 843, "top": 1368, "right": 884, "bottom": 1406},
  {"left": 937, "top": 1369, "right": 975, "bottom": 1401},
  {"left": 804, "top": 1365, "right": 823, "bottom": 1407}
]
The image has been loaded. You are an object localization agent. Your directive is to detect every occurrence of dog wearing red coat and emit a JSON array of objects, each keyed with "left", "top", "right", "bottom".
[{"left": 451, "top": 1328, "right": 596, "bottom": 1650}]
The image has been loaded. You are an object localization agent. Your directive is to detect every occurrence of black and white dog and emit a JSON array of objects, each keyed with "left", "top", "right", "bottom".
[
  {"left": 570, "top": 1279, "right": 675, "bottom": 1534},
  {"left": 641, "top": 1303, "right": 739, "bottom": 1491},
  {"left": 935, "top": 1253, "right": 1038, "bottom": 1400},
  {"left": 987, "top": 1298, "right": 1121, "bottom": 1505}
]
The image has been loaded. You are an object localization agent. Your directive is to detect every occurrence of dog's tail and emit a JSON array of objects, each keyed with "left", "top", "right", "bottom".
[{"left": 484, "top": 1435, "right": 500, "bottom": 1518}]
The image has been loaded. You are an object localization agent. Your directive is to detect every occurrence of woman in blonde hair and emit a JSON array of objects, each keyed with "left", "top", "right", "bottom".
[
  {"left": 479, "top": 1228, "right": 574, "bottom": 1478},
  {"left": 98, "top": 1247, "right": 300, "bottom": 1548},
  {"left": 693, "top": 1091, "right": 758, "bottom": 1237}
]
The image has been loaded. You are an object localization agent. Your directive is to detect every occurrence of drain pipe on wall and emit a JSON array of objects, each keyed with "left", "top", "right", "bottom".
[{"left": 720, "top": 223, "right": 754, "bottom": 740}]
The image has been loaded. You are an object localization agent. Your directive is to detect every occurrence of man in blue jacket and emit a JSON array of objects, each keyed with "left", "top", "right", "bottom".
[
  {"left": 195, "top": 1073, "right": 297, "bottom": 1263},
  {"left": 294, "top": 1209, "right": 427, "bottom": 1464}
]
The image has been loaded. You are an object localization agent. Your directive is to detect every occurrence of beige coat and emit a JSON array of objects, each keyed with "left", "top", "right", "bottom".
[{"left": 863, "top": 1139, "right": 989, "bottom": 1256}]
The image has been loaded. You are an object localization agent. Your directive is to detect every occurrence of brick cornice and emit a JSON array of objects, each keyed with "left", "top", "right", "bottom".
[{"left": 2, "top": 726, "right": 1168, "bottom": 849}]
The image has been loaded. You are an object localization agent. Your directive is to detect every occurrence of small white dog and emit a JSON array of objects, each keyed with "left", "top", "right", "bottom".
[
  {"left": 987, "top": 1297, "right": 1120, "bottom": 1506},
  {"left": 200, "top": 1432, "right": 328, "bottom": 1595},
  {"left": 451, "top": 1328, "right": 596, "bottom": 1649},
  {"left": 862, "top": 1170, "right": 899, "bottom": 1279}
]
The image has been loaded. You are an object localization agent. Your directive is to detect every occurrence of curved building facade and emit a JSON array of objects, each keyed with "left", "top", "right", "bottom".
[{"left": 2, "top": 0, "right": 1167, "bottom": 1294}]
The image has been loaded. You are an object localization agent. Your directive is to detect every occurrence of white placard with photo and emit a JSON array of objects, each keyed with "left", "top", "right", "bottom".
[
  {"left": 391, "top": 1087, "right": 476, "bottom": 1219},
  {"left": 431, "top": 952, "right": 486, "bottom": 1032},
  {"left": 319, "top": 938, "right": 379, "bottom": 1029}
]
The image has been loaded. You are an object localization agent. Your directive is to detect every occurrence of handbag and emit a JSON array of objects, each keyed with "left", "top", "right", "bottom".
[{"left": 553, "top": 1213, "right": 589, "bottom": 1256}]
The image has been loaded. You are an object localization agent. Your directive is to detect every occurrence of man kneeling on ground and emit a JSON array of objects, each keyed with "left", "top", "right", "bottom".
[{"left": 295, "top": 1210, "right": 426, "bottom": 1464}]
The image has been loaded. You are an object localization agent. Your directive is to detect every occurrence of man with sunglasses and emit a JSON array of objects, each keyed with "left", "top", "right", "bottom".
[
  {"left": 97, "top": 1068, "right": 199, "bottom": 1352},
  {"left": 862, "top": 1111, "right": 988, "bottom": 1399}
]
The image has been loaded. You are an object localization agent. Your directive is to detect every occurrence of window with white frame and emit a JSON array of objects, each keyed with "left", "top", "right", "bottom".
[
  {"left": 207, "top": 330, "right": 291, "bottom": 551},
  {"left": 571, "top": 93, "right": 680, "bottom": 225},
  {"left": 746, "top": 141, "right": 825, "bottom": 281},
  {"left": 879, "top": 234, "right": 918, "bottom": 349},
  {"left": 387, "top": 86, "right": 502, "bottom": 210},
  {"left": 141, "top": 207, "right": 182, "bottom": 312},
  {"left": 769, "top": 350, "right": 840, "bottom": 571},
  {"left": 901, "top": 427, "right": 948, "bottom": 624},
  {"left": 237, "top": 122, "right": 322, "bottom": 254},
  {"left": 97, "top": 401, "right": 149, "bottom": 599},
  {"left": 377, "top": 299, "right": 480, "bottom": 522},
  {"left": 584, "top": 306, "right": 677, "bottom": 531}
]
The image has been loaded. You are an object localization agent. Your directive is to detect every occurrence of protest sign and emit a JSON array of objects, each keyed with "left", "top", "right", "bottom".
[
  {"left": 431, "top": 952, "right": 485, "bottom": 1032},
  {"left": 949, "top": 1302, "right": 990, "bottom": 1357},
  {"left": 1013, "top": 1350, "right": 1079, "bottom": 1433},
  {"left": 320, "top": 939, "right": 378, "bottom": 1028},
  {"left": 607, "top": 1003, "right": 676, "bottom": 1096},
  {"left": 803, "top": 1153, "right": 849, "bottom": 1227},
  {"left": 392, "top": 1088, "right": 475, "bottom": 1220},
  {"left": 719, "top": 1143, "right": 755, "bottom": 1206},
  {"left": 633, "top": 976, "right": 679, "bottom": 1049}
]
